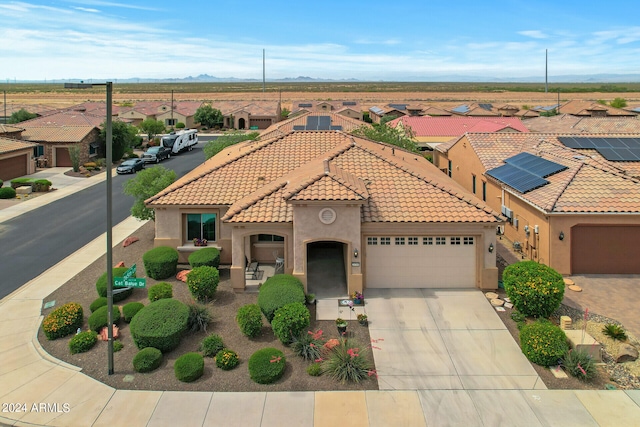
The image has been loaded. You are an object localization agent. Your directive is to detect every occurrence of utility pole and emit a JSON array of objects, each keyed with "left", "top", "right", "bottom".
[
  {"left": 545, "top": 49, "right": 548, "bottom": 93},
  {"left": 171, "top": 90, "right": 174, "bottom": 127},
  {"left": 263, "top": 49, "right": 266, "bottom": 93},
  {"left": 3, "top": 90, "right": 6, "bottom": 124}
]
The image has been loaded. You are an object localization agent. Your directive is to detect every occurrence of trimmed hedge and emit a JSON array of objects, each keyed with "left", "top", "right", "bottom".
[
  {"left": 188, "top": 247, "right": 221, "bottom": 268},
  {"left": 174, "top": 352, "right": 205, "bottom": 382},
  {"left": 143, "top": 246, "right": 179, "bottom": 280},
  {"left": 0, "top": 187, "right": 16, "bottom": 199},
  {"left": 187, "top": 266, "right": 220, "bottom": 302},
  {"left": 520, "top": 320, "right": 569, "bottom": 367},
  {"left": 122, "top": 302, "right": 145, "bottom": 323},
  {"left": 42, "top": 302, "right": 84, "bottom": 340},
  {"left": 133, "top": 347, "right": 163, "bottom": 373},
  {"left": 271, "top": 302, "right": 310, "bottom": 344},
  {"left": 96, "top": 267, "right": 133, "bottom": 302},
  {"left": 69, "top": 331, "right": 98, "bottom": 354},
  {"left": 248, "top": 348, "right": 286, "bottom": 384},
  {"left": 32, "top": 179, "right": 52, "bottom": 192},
  {"left": 257, "top": 274, "right": 305, "bottom": 322},
  {"left": 200, "top": 333, "right": 224, "bottom": 357},
  {"left": 90, "top": 297, "right": 108, "bottom": 313},
  {"left": 148, "top": 282, "right": 173, "bottom": 302},
  {"left": 88, "top": 305, "right": 121, "bottom": 332},
  {"left": 503, "top": 261, "right": 565, "bottom": 318},
  {"left": 130, "top": 299, "right": 189, "bottom": 352},
  {"left": 236, "top": 304, "right": 263, "bottom": 338}
]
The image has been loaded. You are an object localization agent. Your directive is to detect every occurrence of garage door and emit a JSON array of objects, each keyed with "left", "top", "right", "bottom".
[
  {"left": 0, "top": 154, "right": 28, "bottom": 181},
  {"left": 365, "top": 236, "right": 476, "bottom": 288},
  {"left": 571, "top": 225, "right": 640, "bottom": 274},
  {"left": 55, "top": 147, "right": 72, "bottom": 167}
]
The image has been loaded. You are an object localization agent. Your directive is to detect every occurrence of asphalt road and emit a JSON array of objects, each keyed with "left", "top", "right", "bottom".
[{"left": 0, "top": 145, "right": 207, "bottom": 300}]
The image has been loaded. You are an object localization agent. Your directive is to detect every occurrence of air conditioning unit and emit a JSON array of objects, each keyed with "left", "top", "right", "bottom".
[
  {"left": 501, "top": 205, "right": 513, "bottom": 219},
  {"left": 534, "top": 225, "right": 539, "bottom": 234}
]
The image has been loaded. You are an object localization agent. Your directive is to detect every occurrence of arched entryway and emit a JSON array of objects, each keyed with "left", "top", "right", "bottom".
[
  {"left": 238, "top": 118, "right": 246, "bottom": 129},
  {"left": 306, "top": 241, "right": 347, "bottom": 298}
]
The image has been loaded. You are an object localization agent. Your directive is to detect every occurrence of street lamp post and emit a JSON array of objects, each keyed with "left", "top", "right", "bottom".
[{"left": 64, "top": 82, "right": 115, "bottom": 374}]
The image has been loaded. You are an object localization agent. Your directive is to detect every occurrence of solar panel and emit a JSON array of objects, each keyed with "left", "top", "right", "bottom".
[
  {"left": 486, "top": 164, "right": 549, "bottom": 193},
  {"left": 557, "top": 136, "right": 640, "bottom": 161},
  {"left": 598, "top": 148, "right": 625, "bottom": 161},
  {"left": 293, "top": 125, "right": 306, "bottom": 131},
  {"left": 479, "top": 103, "right": 493, "bottom": 111},
  {"left": 451, "top": 105, "right": 470, "bottom": 114},
  {"left": 504, "top": 152, "right": 567, "bottom": 178},
  {"left": 306, "top": 116, "right": 319, "bottom": 130},
  {"left": 388, "top": 104, "right": 407, "bottom": 110},
  {"left": 330, "top": 125, "right": 343, "bottom": 131},
  {"left": 342, "top": 101, "right": 356, "bottom": 106},
  {"left": 370, "top": 106, "right": 384, "bottom": 115},
  {"left": 318, "top": 116, "right": 331, "bottom": 130},
  {"left": 298, "top": 103, "right": 312, "bottom": 108}
]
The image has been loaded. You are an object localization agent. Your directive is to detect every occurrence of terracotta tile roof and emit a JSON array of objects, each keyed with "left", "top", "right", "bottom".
[
  {"left": 20, "top": 126, "right": 95, "bottom": 143},
  {"left": 67, "top": 102, "right": 122, "bottom": 116},
  {"left": 0, "top": 103, "right": 58, "bottom": 116},
  {"left": 290, "top": 100, "right": 361, "bottom": 113},
  {"left": 421, "top": 105, "right": 452, "bottom": 116},
  {"left": 0, "top": 124, "right": 24, "bottom": 134},
  {"left": 260, "top": 112, "right": 366, "bottom": 140},
  {"left": 213, "top": 101, "right": 279, "bottom": 116},
  {"left": 523, "top": 114, "right": 640, "bottom": 133},
  {"left": 446, "top": 103, "right": 500, "bottom": 116},
  {"left": 557, "top": 100, "right": 637, "bottom": 117},
  {"left": 20, "top": 110, "right": 104, "bottom": 128},
  {"left": 389, "top": 116, "right": 528, "bottom": 137},
  {"left": 284, "top": 161, "right": 370, "bottom": 202},
  {"left": 0, "top": 137, "right": 35, "bottom": 154}
]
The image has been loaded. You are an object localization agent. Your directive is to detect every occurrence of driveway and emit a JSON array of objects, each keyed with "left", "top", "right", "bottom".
[{"left": 362, "top": 289, "right": 545, "bottom": 391}]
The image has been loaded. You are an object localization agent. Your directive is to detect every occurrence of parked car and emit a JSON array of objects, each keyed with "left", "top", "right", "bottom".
[
  {"left": 116, "top": 158, "right": 145, "bottom": 174},
  {"left": 142, "top": 146, "right": 171, "bottom": 163}
]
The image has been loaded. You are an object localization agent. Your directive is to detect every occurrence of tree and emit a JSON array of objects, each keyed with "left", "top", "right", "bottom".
[
  {"left": 280, "top": 107, "right": 290, "bottom": 120},
  {"left": 139, "top": 119, "right": 165, "bottom": 142},
  {"left": 68, "top": 145, "right": 81, "bottom": 172},
  {"left": 204, "top": 131, "right": 260, "bottom": 160},
  {"left": 610, "top": 97, "right": 627, "bottom": 108},
  {"left": 351, "top": 123, "right": 418, "bottom": 153},
  {"left": 98, "top": 120, "right": 138, "bottom": 161},
  {"left": 194, "top": 104, "right": 223, "bottom": 129},
  {"left": 123, "top": 166, "right": 177, "bottom": 221},
  {"left": 540, "top": 108, "right": 558, "bottom": 117},
  {"left": 8, "top": 108, "right": 37, "bottom": 123}
]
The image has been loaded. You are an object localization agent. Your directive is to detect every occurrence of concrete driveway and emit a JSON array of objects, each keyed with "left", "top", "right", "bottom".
[{"left": 363, "top": 289, "right": 545, "bottom": 391}]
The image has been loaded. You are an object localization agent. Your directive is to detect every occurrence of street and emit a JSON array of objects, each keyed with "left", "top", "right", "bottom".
[{"left": 0, "top": 145, "right": 206, "bottom": 299}]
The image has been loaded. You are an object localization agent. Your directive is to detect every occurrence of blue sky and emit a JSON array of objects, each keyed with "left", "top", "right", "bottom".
[{"left": 2, "top": 0, "right": 640, "bottom": 81}]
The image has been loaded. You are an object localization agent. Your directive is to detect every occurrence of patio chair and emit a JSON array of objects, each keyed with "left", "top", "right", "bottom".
[{"left": 273, "top": 251, "right": 284, "bottom": 274}]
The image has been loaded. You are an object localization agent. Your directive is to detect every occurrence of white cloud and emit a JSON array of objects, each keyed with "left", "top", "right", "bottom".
[
  {"left": 73, "top": 7, "right": 100, "bottom": 13},
  {"left": 518, "top": 30, "right": 548, "bottom": 39},
  {"left": 64, "top": 0, "right": 160, "bottom": 11}
]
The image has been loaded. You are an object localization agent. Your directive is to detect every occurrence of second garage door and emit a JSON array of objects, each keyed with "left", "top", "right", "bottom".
[
  {"left": 365, "top": 236, "right": 476, "bottom": 288},
  {"left": 571, "top": 225, "right": 640, "bottom": 274},
  {"left": 0, "top": 154, "right": 28, "bottom": 181}
]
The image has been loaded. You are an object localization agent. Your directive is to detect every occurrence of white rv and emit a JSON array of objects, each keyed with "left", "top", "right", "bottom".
[{"left": 161, "top": 129, "right": 198, "bottom": 154}]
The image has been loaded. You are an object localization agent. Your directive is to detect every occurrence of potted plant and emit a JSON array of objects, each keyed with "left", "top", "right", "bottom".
[
  {"left": 351, "top": 291, "right": 364, "bottom": 305},
  {"left": 305, "top": 293, "right": 316, "bottom": 305},
  {"left": 357, "top": 313, "right": 368, "bottom": 326},
  {"left": 336, "top": 318, "right": 347, "bottom": 335},
  {"left": 193, "top": 238, "right": 208, "bottom": 247}
]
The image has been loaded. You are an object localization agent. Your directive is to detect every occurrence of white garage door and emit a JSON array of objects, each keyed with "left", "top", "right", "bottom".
[{"left": 365, "top": 236, "right": 476, "bottom": 288}]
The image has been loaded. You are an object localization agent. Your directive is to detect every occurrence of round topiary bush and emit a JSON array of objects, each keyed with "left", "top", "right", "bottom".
[
  {"left": 200, "top": 333, "right": 224, "bottom": 357},
  {"left": 174, "top": 352, "right": 205, "bottom": 382},
  {"left": 248, "top": 348, "right": 286, "bottom": 384},
  {"left": 148, "top": 282, "right": 173, "bottom": 302},
  {"left": 186, "top": 266, "right": 220, "bottom": 302},
  {"left": 271, "top": 302, "right": 310, "bottom": 344},
  {"left": 96, "top": 267, "right": 133, "bottom": 302},
  {"left": 188, "top": 247, "right": 221, "bottom": 269},
  {"left": 520, "top": 320, "right": 569, "bottom": 367},
  {"left": 503, "top": 261, "right": 565, "bottom": 318},
  {"left": 307, "top": 362, "right": 323, "bottom": 377},
  {"left": 133, "top": 347, "right": 163, "bottom": 373},
  {"left": 88, "top": 305, "right": 121, "bottom": 332},
  {"left": 122, "top": 302, "right": 145, "bottom": 323},
  {"left": 69, "top": 331, "right": 98, "bottom": 354},
  {"left": 143, "top": 246, "right": 179, "bottom": 280},
  {"left": 42, "top": 302, "right": 84, "bottom": 340},
  {"left": 257, "top": 275, "right": 306, "bottom": 322},
  {"left": 215, "top": 349, "right": 239, "bottom": 370},
  {"left": 130, "top": 299, "right": 189, "bottom": 352},
  {"left": 0, "top": 187, "right": 16, "bottom": 199},
  {"left": 236, "top": 304, "right": 263, "bottom": 338},
  {"left": 90, "top": 297, "right": 108, "bottom": 313}
]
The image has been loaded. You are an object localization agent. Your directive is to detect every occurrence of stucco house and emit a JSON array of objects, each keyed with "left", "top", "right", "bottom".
[
  {"left": 434, "top": 132, "right": 640, "bottom": 275},
  {"left": 216, "top": 101, "right": 281, "bottom": 130},
  {"left": 118, "top": 101, "right": 202, "bottom": 127},
  {"left": 523, "top": 114, "right": 640, "bottom": 133},
  {"left": 146, "top": 130, "right": 503, "bottom": 295},
  {"left": 0, "top": 136, "right": 36, "bottom": 181},
  {"left": 259, "top": 112, "right": 366, "bottom": 140},
  {"left": 290, "top": 101, "right": 363, "bottom": 121}
]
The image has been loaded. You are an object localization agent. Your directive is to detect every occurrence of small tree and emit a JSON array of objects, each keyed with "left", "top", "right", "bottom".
[
  {"left": 194, "top": 104, "right": 223, "bottom": 129},
  {"left": 139, "top": 119, "right": 165, "bottom": 142},
  {"left": 351, "top": 123, "right": 418, "bottom": 153},
  {"left": 123, "top": 166, "right": 177, "bottom": 220},
  {"left": 203, "top": 131, "right": 260, "bottom": 160},
  {"left": 610, "top": 97, "right": 627, "bottom": 108},
  {"left": 99, "top": 120, "right": 138, "bottom": 161},
  {"left": 280, "top": 107, "right": 290, "bottom": 120},
  {"left": 8, "top": 108, "right": 37, "bottom": 124},
  {"left": 68, "top": 145, "right": 81, "bottom": 172}
]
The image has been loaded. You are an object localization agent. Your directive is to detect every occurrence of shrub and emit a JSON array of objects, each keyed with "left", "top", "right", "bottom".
[
  {"left": 307, "top": 362, "right": 323, "bottom": 376},
  {"left": 271, "top": 302, "right": 310, "bottom": 344},
  {"left": 602, "top": 323, "right": 627, "bottom": 341},
  {"left": 563, "top": 349, "right": 597, "bottom": 381},
  {"left": 322, "top": 338, "right": 374, "bottom": 383},
  {"left": 188, "top": 247, "right": 221, "bottom": 268},
  {"left": 130, "top": 299, "right": 189, "bottom": 352},
  {"left": 10, "top": 177, "right": 32, "bottom": 188},
  {"left": 88, "top": 305, "right": 121, "bottom": 332},
  {"left": 42, "top": 302, "right": 83, "bottom": 340},
  {"left": 0, "top": 187, "right": 16, "bottom": 199},
  {"left": 215, "top": 349, "right": 239, "bottom": 370},
  {"left": 200, "top": 333, "right": 224, "bottom": 357},
  {"left": 84, "top": 162, "right": 97, "bottom": 168},
  {"left": 96, "top": 267, "right": 133, "bottom": 302},
  {"left": 113, "top": 341, "right": 124, "bottom": 352},
  {"left": 143, "top": 246, "right": 179, "bottom": 280},
  {"left": 133, "top": 347, "right": 163, "bottom": 373},
  {"left": 248, "top": 348, "right": 286, "bottom": 384},
  {"left": 503, "top": 261, "right": 565, "bottom": 318},
  {"left": 174, "top": 352, "right": 205, "bottom": 382},
  {"left": 519, "top": 320, "right": 569, "bottom": 367},
  {"left": 122, "top": 302, "right": 145, "bottom": 323},
  {"left": 90, "top": 297, "right": 108, "bottom": 313},
  {"left": 0, "top": 178, "right": 3, "bottom": 187},
  {"left": 257, "top": 274, "right": 306, "bottom": 322},
  {"left": 69, "top": 331, "right": 98, "bottom": 354},
  {"left": 32, "top": 179, "right": 52, "bottom": 192},
  {"left": 236, "top": 304, "right": 263, "bottom": 338},
  {"left": 176, "top": 122, "right": 186, "bottom": 129},
  {"left": 291, "top": 329, "right": 324, "bottom": 361},
  {"left": 148, "top": 282, "right": 173, "bottom": 302},
  {"left": 187, "top": 303, "right": 212, "bottom": 332},
  {"left": 187, "top": 266, "right": 220, "bottom": 302}
]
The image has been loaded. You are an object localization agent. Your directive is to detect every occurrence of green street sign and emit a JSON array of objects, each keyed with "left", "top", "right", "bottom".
[
  {"left": 123, "top": 264, "right": 137, "bottom": 280},
  {"left": 114, "top": 277, "right": 146, "bottom": 288}
]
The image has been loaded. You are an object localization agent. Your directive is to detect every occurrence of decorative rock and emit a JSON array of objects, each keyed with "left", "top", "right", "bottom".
[
  {"left": 485, "top": 292, "right": 499, "bottom": 299},
  {"left": 560, "top": 315, "right": 572, "bottom": 330},
  {"left": 123, "top": 236, "right": 139, "bottom": 247},
  {"left": 616, "top": 344, "right": 639, "bottom": 363},
  {"left": 568, "top": 285, "right": 582, "bottom": 292},
  {"left": 114, "top": 261, "right": 125, "bottom": 268},
  {"left": 563, "top": 278, "right": 575, "bottom": 286},
  {"left": 490, "top": 298, "right": 504, "bottom": 307},
  {"left": 99, "top": 325, "right": 119, "bottom": 341},
  {"left": 549, "top": 365, "right": 568, "bottom": 379},
  {"left": 504, "top": 302, "right": 514, "bottom": 309},
  {"left": 176, "top": 270, "right": 191, "bottom": 282}
]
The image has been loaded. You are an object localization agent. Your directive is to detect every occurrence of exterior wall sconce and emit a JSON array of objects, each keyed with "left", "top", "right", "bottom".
[
  {"left": 488, "top": 243, "right": 494, "bottom": 253},
  {"left": 354, "top": 248, "right": 359, "bottom": 258},
  {"left": 559, "top": 231, "right": 565, "bottom": 241}
]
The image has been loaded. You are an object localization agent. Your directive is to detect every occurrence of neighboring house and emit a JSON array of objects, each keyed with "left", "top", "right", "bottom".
[
  {"left": 0, "top": 103, "right": 58, "bottom": 124},
  {"left": 554, "top": 100, "right": 637, "bottom": 117},
  {"left": 447, "top": 103, "right": 500, "bottom": 117},
  {"left": 0, "top": 137, "right": 36, "bottom": 181},
  {"left": 67, "top": 102, "right": 121, "bottom": 118},
  {"left": 388, "top": 116, "right": 529, "bottom": 150},
  {"left": 259, "top": 111, "right": 367, "bottom": 140},
  {"left": 290, "top": 101, "right": 363, "bottom": 121},
  {"left": 0, "top": 124, "right": 25, "bottom": 140},
  {"left": 146, "top": 130, "right": 502, "bottom": 294},
  {"left": 118, "top": 101, "right": 203, "bottom": 127},
  {"left": 156, "top": 101, "right": 202, "bottom": 128},
  {"left": 368, "top": 106, "right": 406, "bottom": 124},
  {"left": 420, "top": 105, "right": 452, "bottom": 117},
  {"left": 523, "top": 114, "right": 640, "bottom": 133},
  {"left": 435, "top": 132, "right": 640, "bottom": 275}
]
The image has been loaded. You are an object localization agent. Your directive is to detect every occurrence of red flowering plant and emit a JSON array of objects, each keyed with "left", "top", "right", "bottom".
[
  {"left": 321, "top": 337, "right": 375, "bottom": 383},
  {"left": 291, "top": 329, "right": 325, "bottom": 361}
]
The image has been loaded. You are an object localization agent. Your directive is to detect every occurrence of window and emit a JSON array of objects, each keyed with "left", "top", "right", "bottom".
[
  {"left": 482, "top": 182, "right": 487, "bottom": 202},
  {"left": 423, "top": 237, "right": 433, "bottom": 245},
  {"left": 187, "top": 213, "right": 216, "bottom": 242},
  {"left": 165, "top": 118, "right": 177, "bottom": 126},
  {"left": 258, "top": 234, "right": 284, "bottom": 242},
  {"left": 380, "top": 237, "right": 391, "bottom": 245},
  {"left": 367, "top": 237, "right": 378, "bottom": 245},
  {"left": 395, "top": 237, "right": 405, "bottom": 245},
  {"left": 436, "top": 237, "right": 446, "bottom": 245},
  {"left": 408, "top": 237, "right": 418, "bottom": 245},
  {"left": 450, "top": 237, "right": 461, "bottom": 245},
  {"left": 448, "top": 160, "right": 452, "bottom": 177},
  {"left": 464, "top": 237, "right": 474, "bottom": 245},
  {"left": 472, "top": 174, "right": 476, "bottom": 194}
]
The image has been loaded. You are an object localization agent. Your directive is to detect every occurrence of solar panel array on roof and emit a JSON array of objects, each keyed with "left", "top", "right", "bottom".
[
  {"left": 330, "top": 125, "right": 343, "bottom": 131},
  {"left": 486, "top": 152, "right": 567, "bottom": 193},
  {"left": 557, "top": 136, "right": 640, "bottom": 161},
  {"left": 293, "top": 125, "right": 306, "bottom": 131},
  {"left": 451, "top": 105, "right": 470, "bottom": 114},
  {"left": 298, "top": 103, "right": 313, "bottom": 108},
  {"left": 342, "top": 101, "right": 356, "bottom": 106},
  {"left": 504, "top": 152, "right": 567, "bottom": 177},
  {"left": 388, "top": 104, "right": 407, "bottom": 110},
  {"left": 370, "top": 106, "right": 384, "bottom": 115},
  {"left": 479, "top": 103, "right": 493, "bottom": 111}
]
